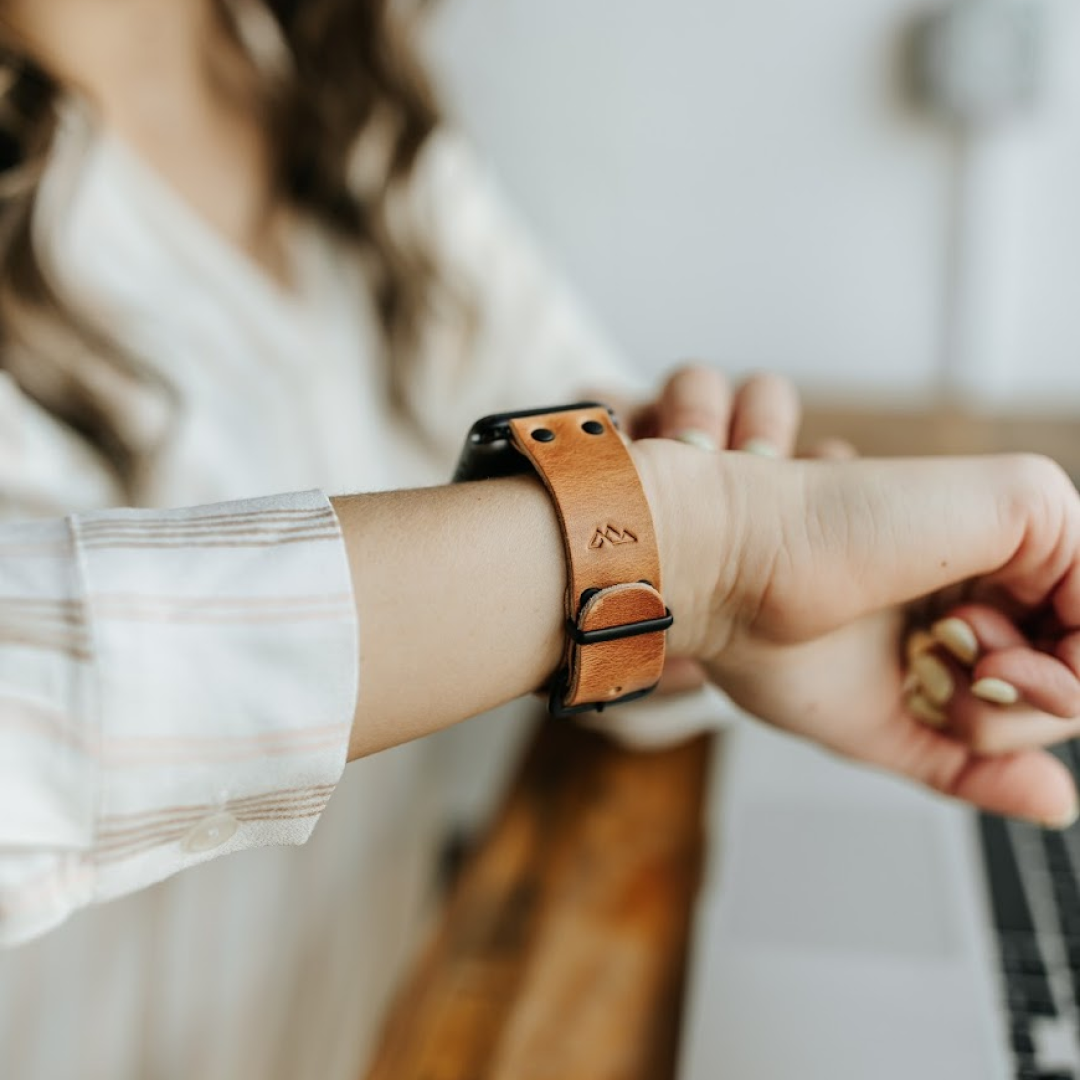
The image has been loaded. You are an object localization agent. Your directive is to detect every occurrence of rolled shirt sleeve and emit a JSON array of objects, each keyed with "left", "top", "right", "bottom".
[{"left": 0, "top": 489, "right": 357, "bottom": 946}]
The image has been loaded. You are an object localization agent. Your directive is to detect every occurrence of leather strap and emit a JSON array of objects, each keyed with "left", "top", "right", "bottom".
[{"left": 507, "top": 406, "right": 671, "bottom": 714}]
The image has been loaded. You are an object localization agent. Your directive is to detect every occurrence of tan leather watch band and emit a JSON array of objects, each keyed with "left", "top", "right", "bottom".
[{"left": 506, "top": 405, "right": 672, "bottom": 716}]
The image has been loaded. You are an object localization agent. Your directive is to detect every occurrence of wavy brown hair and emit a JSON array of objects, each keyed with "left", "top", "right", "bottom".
[{"left": 0, "top": 0, "right": 443, "bottom": 494}]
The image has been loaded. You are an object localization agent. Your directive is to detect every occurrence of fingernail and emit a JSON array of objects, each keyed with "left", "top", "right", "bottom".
[
  {"left": 905, "top": 629, "right": 935, "bottom": 664},
  {"left": 739, "top": 438, "right": 779, "bottom": 458},
  {"left": 971, "top": 677, "right": 1020, "bottom": 706},
  {"left": 674, "top": 428, "right": 719, "bottom": 453},
  {"left": 907, "top": 691, "right": 947, "bottom": 727},
  {"left": 911, "top": 653, "right": 955, "bottom": 707},
  {"left": 931, "top": 617, "right": 979, "bottom": 665}
]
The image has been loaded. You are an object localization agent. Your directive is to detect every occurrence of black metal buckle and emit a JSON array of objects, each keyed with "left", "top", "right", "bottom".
[
  {"left": 547, "top": 607, "right": 674, "bottom": 718},
  {"left": 565, "top": 609, "right": 673, "bottom": 646}
]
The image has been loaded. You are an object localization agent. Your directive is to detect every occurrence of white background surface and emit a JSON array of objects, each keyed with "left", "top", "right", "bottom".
[{"left": 428, "top": 0, "right": 1080, "bottom": 407}]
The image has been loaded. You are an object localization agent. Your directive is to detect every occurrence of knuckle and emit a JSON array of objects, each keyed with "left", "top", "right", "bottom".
[{"left": 995, "top": 453, "right": 1073, "bottom": 534}]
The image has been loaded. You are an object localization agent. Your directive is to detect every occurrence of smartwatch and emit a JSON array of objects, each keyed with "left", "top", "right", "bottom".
[{"left": 453, "top": 402, "right": 673, "bottom": 717}]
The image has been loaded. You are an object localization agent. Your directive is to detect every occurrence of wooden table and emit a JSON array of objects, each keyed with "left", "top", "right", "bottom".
[
  {"left": 365, "top": 719, "right": 712, "bottom": 1080},
  {"left": 362, "top": 404, "right": 1080, "bottom": 1080}
]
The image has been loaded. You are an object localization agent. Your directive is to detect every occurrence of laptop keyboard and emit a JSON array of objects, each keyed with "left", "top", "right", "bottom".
[{"left": 982, "top": 740, "right": 1080, "bottom": 1080}]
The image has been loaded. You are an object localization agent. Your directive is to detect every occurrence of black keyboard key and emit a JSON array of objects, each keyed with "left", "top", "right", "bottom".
[
  {"left": 1028, "top": 996, "right": 1058, "bottom": 1017},
  {"left": 1044, "top": 836, "right": 1073, "bottom": 873},
  {"left": 1003, "top": 935, "right": 1045, "bottom": 965},
  {"left": 1017, "top": 958, "right": 1049, "bottom": 978},
  {"left": 1066, "top": 938, "right": 1080, "bottom": 967},
  {"left": 983, "top": 817, "right": 1038, "bottom": 934},
  {"left": 1010, "top": 1026, "right": 1035, "bottom": 1055},
  {"left": 1017, "top": 976, "right": 1056, "bottom": 1007},
  {"left": 982, "top": 817, "right": 1059, "bottom": 1018}
]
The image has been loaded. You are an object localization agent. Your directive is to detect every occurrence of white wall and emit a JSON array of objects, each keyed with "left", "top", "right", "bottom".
[
  {"left": 1010, "top": 4, "right": 1080, "bottom": 403},
  {"left": 428, "top": 0, "right": 1080, "bottom": 407}
]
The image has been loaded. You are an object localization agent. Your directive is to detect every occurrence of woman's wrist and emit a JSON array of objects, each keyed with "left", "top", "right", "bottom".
[
  {"left": 334, "top": 435, "right": 767, "bottom": 758},
  {"left": 630, "top": 438, "right": 750, "bottom": 665}
]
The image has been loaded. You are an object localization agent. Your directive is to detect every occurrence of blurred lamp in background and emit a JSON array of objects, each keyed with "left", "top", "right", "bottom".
[
  {"left": 911, "top": 0, "right": 1047, "bottom": 126},
  {"left": 908, "top": 0, "right": 1053, "bottom": 406}
]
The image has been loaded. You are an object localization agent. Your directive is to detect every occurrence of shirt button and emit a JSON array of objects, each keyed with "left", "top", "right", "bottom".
[{"left": 181, "top": 811, "right": 239, "bottom": 854}]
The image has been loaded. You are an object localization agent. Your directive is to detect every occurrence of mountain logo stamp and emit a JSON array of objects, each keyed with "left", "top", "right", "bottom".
[{"left": 589, "top": 525, "right": 638, "bottom": 549}]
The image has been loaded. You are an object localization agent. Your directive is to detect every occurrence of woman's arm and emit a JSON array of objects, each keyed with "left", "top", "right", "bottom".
[
  {"left": 4, "top": 433, "right": 1080, "bottom": 945},
  {"left": 336, "top": 476, "right": 566, "bottom": 758},
  {"left": 339, "top": 441, "right": 1080, "bottom": 830}
]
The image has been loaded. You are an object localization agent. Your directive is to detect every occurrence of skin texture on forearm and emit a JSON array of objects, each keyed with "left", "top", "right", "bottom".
[{"left": 333, "top": 476, "right": 567, "bottom": 760}]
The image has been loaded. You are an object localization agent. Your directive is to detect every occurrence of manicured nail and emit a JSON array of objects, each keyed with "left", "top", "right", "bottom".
[
  {"left": 911, "top": 653, "right": 955, "bottom": 707},
  {"left": 905, "top": 629, "right": 935, "bottom": 664},
  {"left": 971, "top": 677, "right": 1020, "bottom": 706},
  {"left": 674, "top": 429, "right": 719, "bottom": 453},
  {"left": 739, "top": 438, "right": 779, "bottom": 458},
  {"left": 931, "top": 617, "right": 979, "bottom": 665},
  {"left": 907, "top": 691, "right": 946, "bottom": 727}
]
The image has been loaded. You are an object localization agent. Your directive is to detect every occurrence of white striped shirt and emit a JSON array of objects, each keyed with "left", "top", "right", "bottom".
[
  {"left": 0, "top": 491, "right": 356, "bottom": 946},
  {"left": 0, "top": 112, "right": 646, "bottom": 1079}
]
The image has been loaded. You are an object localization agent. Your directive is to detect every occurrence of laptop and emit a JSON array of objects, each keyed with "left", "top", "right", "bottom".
[{"left": 679, "top": 714, "right": 1080, "bottom": 1080}]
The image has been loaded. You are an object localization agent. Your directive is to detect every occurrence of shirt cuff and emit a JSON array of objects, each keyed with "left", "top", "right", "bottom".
[{"left": 0, "top": 490, "right": 358, "bottom": 945}]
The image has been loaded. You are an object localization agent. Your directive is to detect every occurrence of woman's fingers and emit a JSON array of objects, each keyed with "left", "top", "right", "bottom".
[
  {"left": 649, "top": 366, "right": 802, "bottom": 456},
  {"left": 932, "top": 603, "right": 1025, "bottom": 658},
  {"left": 653, "top": 363, "right": 732, "bottom": 450},
  {"left": 931, "top": 647, "right": 1079, "bottom": 753},
  {"left": 939, "top": 746, "right": 1079, "bottom": 828},
  {"left": 860, "top": 713, "right": 1079, "bottom": 827},
  {"left": 903, "top": 599, "right": 1080, "bottom": 755},
  {"left": 971, "top": 641, "right": 1080, "bottom": 718},
  {"left": 924, "top": 602, "right": 1080, "bottom": 719},
  {"left": 948, "top": 694, "right": 1080, "bottom": 754},
  {"left": 727, "top": 373, "right": 801, "bottom": 457}
]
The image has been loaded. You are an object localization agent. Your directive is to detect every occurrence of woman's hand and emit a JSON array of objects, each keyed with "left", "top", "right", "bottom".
[{"left": 635, "top": 443, "right": 1080, "bottom": 828}]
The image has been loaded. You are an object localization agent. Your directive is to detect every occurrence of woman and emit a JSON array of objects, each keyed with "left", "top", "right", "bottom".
[{"left": 0, "top": 2, "right": 1078, "bottom": 1078}]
